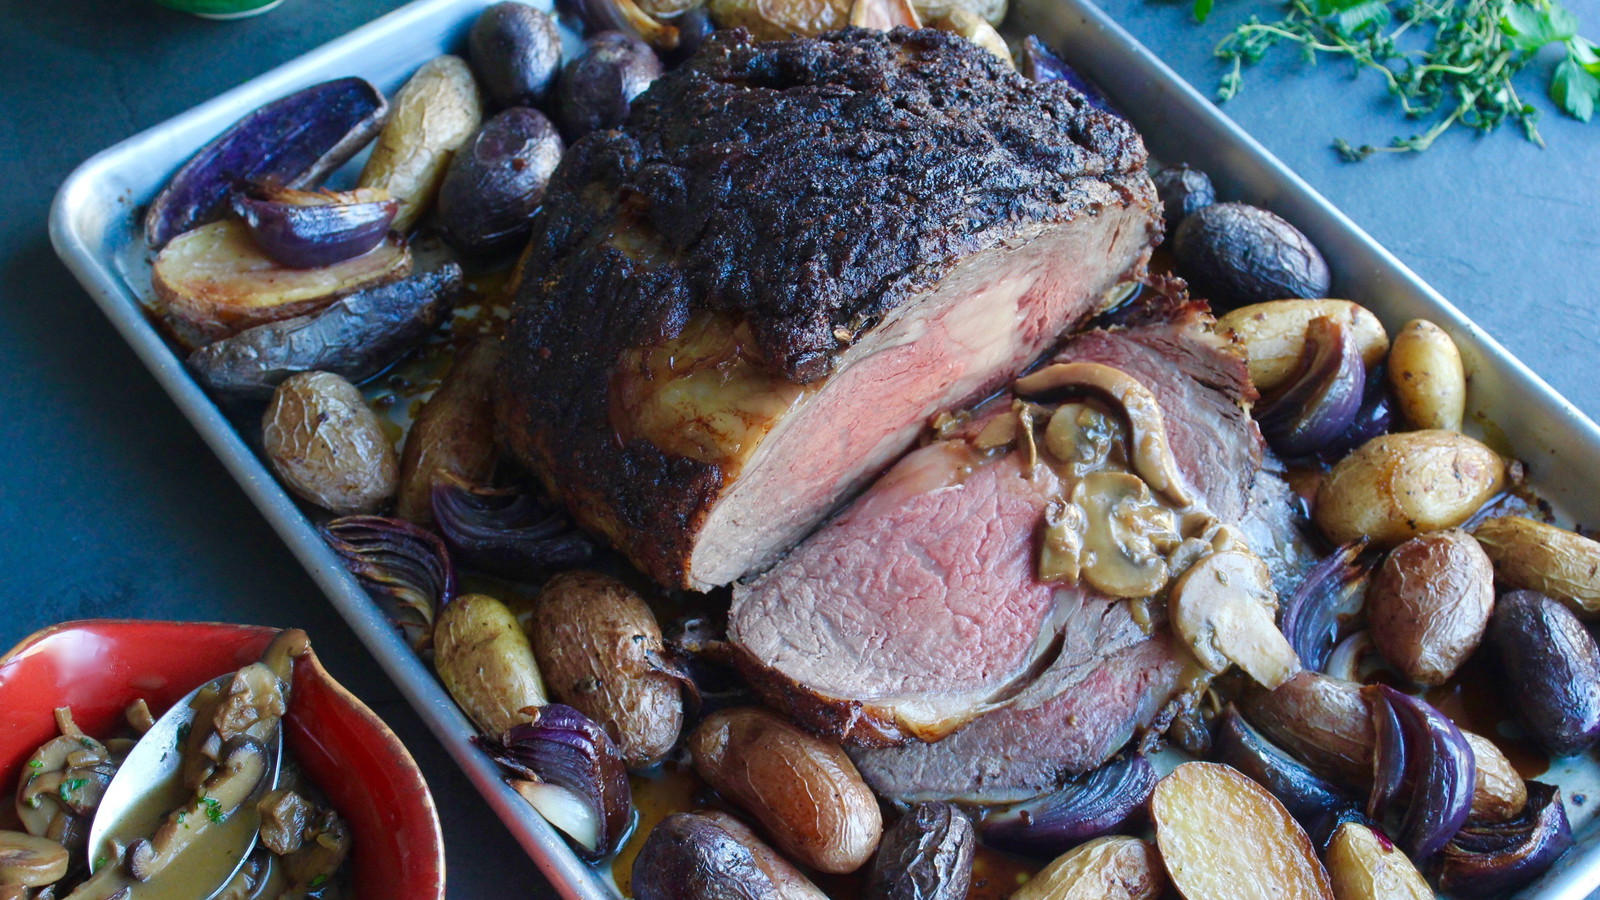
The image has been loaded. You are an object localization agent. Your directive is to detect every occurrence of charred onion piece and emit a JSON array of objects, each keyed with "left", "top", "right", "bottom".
[
  {"left": 1017, "top": 36, "right": 1116, "bottom": 113},
  {"left": 560, "top": 0, "right": 682, "bottom": 49},
  {"left": 477, "top": 704, "right": 631, "bottom": 861},
  {"left": 1438, "top": 782, "right": 1574, "bottom": 897},
  {"left": 430, "top": 474, "right": 594, "bottom": 580},
  {"left": 1014, "top": 362, "right": 1192, "bottom": 506},
  {"left": 321, "top": 515, "right": 455, "bottom": 651},
  {"left": 982, "top": 755, "right": 1156, "bottom": 858},
  {"left": 1364, "top": 685, "right": 1475, "bottom": 859},
  {"left": 1277, "top": 541, "right": 1373, "bottom": 673},
  {"left": 1255, "top": 316, "right": 1364, "bottom": 457},
  {"left": 233, "top": 187, "right": 399, "bottom": 269},
  {"left": 145, "top": 78, "right": 388, "bottom": 248},
  {"left": 1211, "top": 706, "right": 1360, "bottom": 843}
]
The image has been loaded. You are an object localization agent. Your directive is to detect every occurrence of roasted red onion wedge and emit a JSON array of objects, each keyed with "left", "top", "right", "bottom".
[
  {"left": 982, "top": 755, "right": 1156, "bottom": 858},
  {"left": 1211, "top": 706, "right": 1359, "bottom": 844},
  {"left": 1438, "top": 782, "right": 1574, "bottom": 898},
  {"left": 1318, "top": 363, "right": 1394, "bottom": 462},
  {"left": 1017, "top": 36, "right": 1116, "bottom": 113},
  {"left": 1363, "top": 685, "right": 1475, "bottom": 859},
  {"left": 145, "top": 77, "right": 388, "bottom": 248},
  {"left": 1255, "top": 315, "right": 1365, "bottom": 458},
  {"left": 233, "top": 187, "right": 399, "bottom": 269},
  {"left": 1277, "top": 540, "right": 1373, "bottom": 673},
  {"left": 321, "top": 515, "right": 454, "bottom": 651},
  {"left": 1487, "top": 590, "right": 1600, "bottom": 757},
  {"left": 477, "top": 704, "right": 633, "bottom": 861},
  {"left": 430, "top": 474, "right": 595, "bottom": 580}
]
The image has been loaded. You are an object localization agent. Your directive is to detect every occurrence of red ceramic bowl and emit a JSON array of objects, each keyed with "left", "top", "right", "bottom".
[{"left": 0, "top": 620, "right": 445, "bottom": 900}]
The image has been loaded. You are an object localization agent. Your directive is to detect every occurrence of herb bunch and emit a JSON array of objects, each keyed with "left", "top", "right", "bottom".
[{"left": 1196, "top": 0, "right": 1599, "bottom": 157}]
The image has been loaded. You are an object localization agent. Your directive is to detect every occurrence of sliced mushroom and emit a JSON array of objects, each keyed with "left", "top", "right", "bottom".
[
  {"left": 16, "top": 710, "right": 116, "bottom": 841},
  {"left": 279, "top": 808, "right": 351, "bottom": 894},
  {"left": 1071, "top": 472, "right": 1182, "bottom": 598},
  {"left": 1044, "top": 402, "right": 1119, "bottom": 474},
  {"left": 1039, "top": 498, "right": 1088, "bottom": 584},
  {"left": 1170, "top": 549, "right": 1302, "bottom": 688},
  {"left": 258, "top": 790, "right": 314, "bottom": 856},
  {"left": 1015, "top": 362, "right": 1193, "bottom": 506},
  {"left": 0, "top": 831, "right": 69, "bottom": 887},
  {"left": 123, "top": 701, "right": 155, "bottom": 736},
  {"left": 127, "top": 735, "right": 272, "bottom": 882}
]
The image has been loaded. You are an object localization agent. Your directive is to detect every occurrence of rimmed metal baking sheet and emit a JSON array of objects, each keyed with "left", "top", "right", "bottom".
[{"left": 49, "top": 0, "right": 1600, "bottom": 896}]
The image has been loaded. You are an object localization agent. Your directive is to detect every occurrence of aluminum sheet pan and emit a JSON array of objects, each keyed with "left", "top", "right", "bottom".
[{"left": 49, "top": 0, "right": 1600, "bottom": 897}]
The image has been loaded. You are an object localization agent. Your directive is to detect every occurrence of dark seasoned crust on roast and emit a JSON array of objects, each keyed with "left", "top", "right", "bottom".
[{"left": 496, "top": 27, "right": 1154, "bottom": 586}]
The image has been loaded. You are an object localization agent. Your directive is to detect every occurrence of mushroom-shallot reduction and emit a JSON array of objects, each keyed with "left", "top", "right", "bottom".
[{"left": 3, "top": 631, "right": 350, "bottom": 899}]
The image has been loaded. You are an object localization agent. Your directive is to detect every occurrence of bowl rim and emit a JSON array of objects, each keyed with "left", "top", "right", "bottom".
[{"left": 0, "top": 618, "right": 448, "bottom": 900}]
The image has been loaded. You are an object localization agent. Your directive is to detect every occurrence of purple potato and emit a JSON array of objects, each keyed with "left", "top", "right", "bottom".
[
  {"left": 1152, "top": 163, "right": 1215, "bottom": 233},
  {"left": 868, "top": 803, "right": 974, "bottom": 900},
  {"left": 233, "top": 187, "right": 398, "bottom": 269},
  {"left": 186, "top": 263, "right": 462, "bottom": 398},
  {"left": 145, "top": 78, "right": 387, "bottom": 248},
  {"left": 1173, "top": 202, "right": 1332, "bottom": 310},
  {"left": 468, "top": 2, "right": 564, "bottom": 109},
  {"left": 1487, "top": 590, "right": 1600, "bottom": 757},
  {"left": 632, "top": 814, "right": 776, "bottom": 900},
  {"left": 557, "top": 31, "right": 662, "bottom": 140},
  {"left": 436, "top": 107, "right": 564, "bottom": 256}
]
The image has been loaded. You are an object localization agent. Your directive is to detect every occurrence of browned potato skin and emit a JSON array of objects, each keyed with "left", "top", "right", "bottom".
[
  {"left": 1475, "top": 516, "right": 1600, "bottom": 617},
  {"left": 395, "top": 338, "right": 502, "bottom": 523},
  {"left": 262, "top": 371, "right": 398, "bottom": 514},
  {"left": 433, "top": 592, "right": 546, "bottom": 735},
  {"left": 1465, "top": 731, "right": 1527, "bottom": 822},
  {"left": 1011, "top": 835, "right": 1164, "bottom": 900},
  {"left": 1151, "top": 762, "right": 1333, "bottom": 900},
  {"left": 1324, "top": 822, "right": 1431, "bottom": 900},
  {"left": 1239, "top": 672, "right": 1375, "bottom": 788},
  {"left": 529, "top": 570, "right": 683, "bottom": 769},
  {"left": 698, "top": 811, "right": 829, "bottom": 900},
  {"left": 1314, "top": 431, "right": 1505, "bottom": 548},
  {"left": 1367, "top": 530, "right": 1494, "bottom": 685},
  {"left": 688, "top": 708, "right": 882, "bottom": 874},
  {"left": 358, "top": 55, "right": 483, "bottom": 233},
  {"left": 1388, "top": 319, "right": 1466, "bottom": 432}
]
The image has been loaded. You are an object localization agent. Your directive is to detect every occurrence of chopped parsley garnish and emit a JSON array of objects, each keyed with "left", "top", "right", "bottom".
[
  {"left": 78, "top": 737, "right": 96, "bottom": 749},
  {"left": 58, "top": 778, "right": 87, "bottom": 801},
  {"left": 310, "top": 874, "right": 329, "bottom": 888},
  {"left": 27, "top": 759, "right": 43, "bottom": 769},
  {"left": 177, "top": 811, "right": 188, "bottom": 827},
  {"left": 203, "top": 796, "right": 224, "bottom": 824},
  {"left": 95, "top": 856, "right": 107, "bottom": 869},
  {"left": 176, "top": 722, "right": 192, "bottom": 748}
]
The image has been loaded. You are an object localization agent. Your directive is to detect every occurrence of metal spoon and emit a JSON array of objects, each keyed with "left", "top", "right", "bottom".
[{"left": 86, "top": 674, "right": 283, "bottom": 898}]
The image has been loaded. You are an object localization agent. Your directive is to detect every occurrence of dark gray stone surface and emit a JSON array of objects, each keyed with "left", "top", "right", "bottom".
[{"left": 0, "top": 0, "right": 1594, "bottom": 898}]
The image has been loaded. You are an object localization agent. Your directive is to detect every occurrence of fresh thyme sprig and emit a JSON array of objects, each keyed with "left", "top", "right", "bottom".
[{"left": 1196, "top": 0, "right": 1599, "bottom": 157}]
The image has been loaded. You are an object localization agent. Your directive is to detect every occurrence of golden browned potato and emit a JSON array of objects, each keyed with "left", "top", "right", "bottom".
[
  {"left": 1474, "top": 516, "right": 1600, "bottom": 616},
  {"left": 1238, "top": 672, "right": 1374, "bottom": 788},
  {"left": 688, "top": 708, "right": 881, "bottom": 874},
  {"left": 1388, "top": 318, "right": 1466, "bottom": 432},
  {"left": 154, "top": 219, "right": 411, "bottom": 348},
  {"left": 708, "top": 0, "right": 855, "bottom": 39},
  {"left": 930, "top": 9, "right": 1012, "bottom": 65},
  {"left": 263, "top": 371, "right": 398, "bottom": 514},
  {"left": 359, "top": 55, "right": 483, "bottom": 233},
  {"left": 915, "top": 0, "right": 1005, "bottom": 24},
  {"left": 528, "top": 570, "right": 684, "bottom": 769},
  {"left": 1324, "top": 822, "right": 1431, "bottom": 900},
  {"left": 1465, "top": 732, "right": 1527, "bottom": 822},
  {"left": 434, "top": 592, "right": 547, "bottom": 735},
  {"left": 1367, "top": 530, "right": 1494, "bottom": 685},
  {"left": 1151, "top": 762, "right": 1333, "bottom": 900},
  {"left": 1216, "top": 299, "right": 1389, "bottom": 393},
  {"left": 1314, "top": 431, "right": 1505, "bottom": 547},
  {"left": 395, "top": 338, "right": 502, "bottom": 523},
  {"left": 1011, "top": 835, "right": 1164, "bottom": 900}
]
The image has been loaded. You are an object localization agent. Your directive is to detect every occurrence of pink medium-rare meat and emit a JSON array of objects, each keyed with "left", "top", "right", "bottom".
[
  {"left": 729, "top": 303, "right": 1268, "bottom": 798},
  {"left": 494, "top": 28, "right": 1161, "bottom": 590}
]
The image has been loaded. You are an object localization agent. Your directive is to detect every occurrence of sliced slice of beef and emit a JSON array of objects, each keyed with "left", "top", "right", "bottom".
[
  {"left": 730, "top": 305, "right": 1272, "bottom": 799},
  {"left": 495, "top": 27, "right": 1161, "bottom": 590},
  {"left": 851, "top": 632, "right": 1184, "bottom": 803}
]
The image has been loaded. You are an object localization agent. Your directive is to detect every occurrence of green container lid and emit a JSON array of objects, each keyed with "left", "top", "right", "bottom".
[{"left": 154, "top": 0, "right": 286, "bottom": 19}]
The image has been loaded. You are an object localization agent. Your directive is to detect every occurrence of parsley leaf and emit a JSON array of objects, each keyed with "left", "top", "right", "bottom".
[
  {"left": 203, "top": 796, "right": 224, "bottom": 824},
  {"left": 1194, "top": 0, "right": 1216, "bottom": 24},
  {"left": 310, "top": 874, "right": 330, "bottom": 888},
  {"left": 1552, "top": 54, "right": 1600, "bottom": 120},
  {"left": 58, "top": 778, "right": 87, "bottom": 801},
  {"left": 1501, "top": 1, "right": 1578, "bottom": 50},
  {"left": 27, "top": 760, "right": 42, "bottom": 769}
]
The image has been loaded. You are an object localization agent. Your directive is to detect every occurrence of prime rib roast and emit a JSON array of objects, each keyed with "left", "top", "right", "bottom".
[
  {"left": 497, "top": 27, "right": 1292, "bottom": 805},
  {"left": 496, "top": 27, "right": 1161, "bottom": 591}
]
